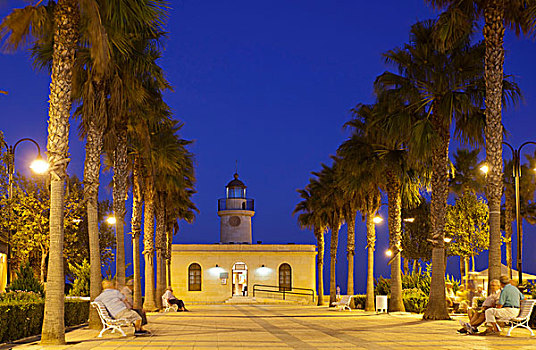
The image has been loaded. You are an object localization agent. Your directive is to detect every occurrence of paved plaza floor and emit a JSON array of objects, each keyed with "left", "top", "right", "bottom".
[{"left": 4, "top": 304, "right": 536, "bottom": 349}]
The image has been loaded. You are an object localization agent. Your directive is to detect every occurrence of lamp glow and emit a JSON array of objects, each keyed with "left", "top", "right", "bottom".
[
  {"left": 385, "top": 249, "right": 392, "bottom": 257},
  {"left": 373, "top": 216, "right": 383, "bottom": 224},
  {"left": 403, "top": 217, "right": 415, "bottom": 223},
  {"left": 257, "top": 266, "right": 272, "bottom": 276},
  {"left": 106, "top": 216, "right": 116, "bottom": 225},
  {"left": 444, "top": 237, "right": 452, "bottom": 243},
  {"left": 480, "top": 164, "right": 489, "bottom": 174},
  {"left": 29, "top": 158, "right": 49, "bottom": 174}
]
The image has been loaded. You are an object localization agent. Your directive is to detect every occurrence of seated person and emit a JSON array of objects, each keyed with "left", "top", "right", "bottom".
[
  {"left": 481, "top": 275, "right": 526, "bottom": 336},
  {"left": 95, "top": 280, "right": 149, "bottom": 336},
  {"left": 458, "top": 279, "right": 501, "bottom": 334},
  {"left": 446, "top": 282, "right": 456, "bottom": 308},
  {"left": 455, "top": 285, "right": 470, "bottom": 313},
  {"left": 162, "top": 286, "right": 188, "bottom": 311},
  {"left": 121, "top": 279, "right": 147, "bottom": 325}
]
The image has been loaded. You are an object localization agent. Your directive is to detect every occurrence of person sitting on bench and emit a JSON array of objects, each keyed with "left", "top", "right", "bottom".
[
  {"left": 481, "top": 275, "right": 526, "bottom": 336},
  {"left": 458, "top": 279, "right": 501, "bottom": 334},
  {"left": 95, "top": 280, "right": 150, "bottom": 336},
  {"left": 162, "top": 286, "right": 189, "bottom": 311}
]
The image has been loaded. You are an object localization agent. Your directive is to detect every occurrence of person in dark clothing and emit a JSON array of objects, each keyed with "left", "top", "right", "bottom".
[{"left": 162, "top": 286, "right": 189, "bottom": 311}]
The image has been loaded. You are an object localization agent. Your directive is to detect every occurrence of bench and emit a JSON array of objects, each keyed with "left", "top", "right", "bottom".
[
  {"left": 331, "top": 295, "right": 353, "bottom": 311},
  {"left": 162, "top": 296, "right": 178, "bottom": 312},
  {"left": 91, "top": 301, "right": 132, "bottom": 337},
  {"left": 499, "top": 299, "right": 536, "bottom": 336}
]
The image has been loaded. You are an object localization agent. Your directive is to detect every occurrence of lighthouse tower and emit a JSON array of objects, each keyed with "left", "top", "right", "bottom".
[{"left": 217, "top": 173, "right": 255, "bottom": 244}]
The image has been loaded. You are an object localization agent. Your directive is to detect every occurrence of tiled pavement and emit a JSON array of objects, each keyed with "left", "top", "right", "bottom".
[{"left": 4, "top": 304, "right": 536, "bottom": 349}]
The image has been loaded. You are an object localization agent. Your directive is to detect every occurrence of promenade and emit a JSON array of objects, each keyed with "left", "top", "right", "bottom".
[{"left": 5, "top": 304, "right": 535, "bottom": 349}]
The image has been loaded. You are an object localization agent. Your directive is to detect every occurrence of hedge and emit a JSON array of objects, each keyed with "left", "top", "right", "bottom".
[
  {"left": 351, "top": 294, "right": 428, "bottom": 313},
  {"left": 0, "top": 300, "right": 89, "bottom": 343}
]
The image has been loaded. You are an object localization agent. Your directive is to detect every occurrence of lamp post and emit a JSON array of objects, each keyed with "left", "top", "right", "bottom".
[
  {"left": 502, "top": 141, "right": 536, "bottom": 286},
  {"left": 2, "top": 138, "right": 48, "bottom": 285}
]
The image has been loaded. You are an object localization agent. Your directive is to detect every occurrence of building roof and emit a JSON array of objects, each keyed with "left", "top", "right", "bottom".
[{"left": 226, "top": 173, "right": 246, "bottom": 189}]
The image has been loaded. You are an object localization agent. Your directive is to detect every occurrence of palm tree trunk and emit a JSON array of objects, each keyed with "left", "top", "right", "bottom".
[
  {"left": 346, "top": 212, "right": 356, "bottom": 296},
  {"left": 83, "top": 118, "right": 103, "bottom": 329},
  {"left": 40, "top": 248, "right": 47, "bottom": 283},
  {"left": 131, "top": 156, "right": 143, "bottom": 310},
  {"left": 386, "top": 172, "right": 404, "bottom": 312},
  {"left": 412, "top": 260, "right": 417, "bottom": 275},
  {"left": 41, "top": 0, "right": 79, "bottom": 344},
  {"left": 112, "top": 124, "right": 128, "bottom": 289},
  {"left": 460, "top": 257, "right": 464, "bottom": 284},
  {"left": 504, "top": 186, "right": 514, "bottom": 279},
  {"left": 329, "top": 223, "right": 340, "bottom": 306},
  {"left": 365, "top": 211, "right": 376, "bottom": 312},
  {"left": 423, "top": 110, "right": 450, "bottom": 320},
  {"left": 155, "top": 192, "right": 166, "bottom": 309},
  {"left": 143, "top": 175, "right": 157, "bottom": 311},
  {"left": 315, "top": 226, "right": 324, "bottom": 306},
  {"left": 166, "top": 224, "right": 173, "bottom": 286},
  {"left": 483, "top": 0, "right": 505, "bottom": 288}
]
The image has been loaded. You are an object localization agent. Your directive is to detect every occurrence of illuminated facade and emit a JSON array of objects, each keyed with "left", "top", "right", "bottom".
[{"left": 170, "top": 173, "right": 317, "bottom": 303}]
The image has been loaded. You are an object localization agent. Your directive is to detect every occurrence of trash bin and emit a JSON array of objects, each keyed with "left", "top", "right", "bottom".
[{"left": 376, "top": 295, "right": 388, "bottom": 313}]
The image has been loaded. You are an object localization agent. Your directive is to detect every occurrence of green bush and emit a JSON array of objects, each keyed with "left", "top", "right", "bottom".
[
  {"left": 374, "top": 276, "right": 390, "bottom": 295},
  {"left": 352, "top": 295, "right": 366, "bottom": 309},
  {"left": 351, "top": 292, "right": 428, "bottom": 313},
  {"left": 6, "top": 262, "right": 44, "bottom": 297},
  {"left": 68, "top": 259, "right": 90, "bottom": 297},
  {"left": 0, "top": 290, "right": 43, "bottom": 303},
  {"left": 0, "top": 299, "right": 89, "bottom": 343}
]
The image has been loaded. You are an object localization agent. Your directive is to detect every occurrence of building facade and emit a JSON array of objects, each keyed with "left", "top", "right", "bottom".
[{"left": 170, "top": 173, "right": 317, "bottom": 303}]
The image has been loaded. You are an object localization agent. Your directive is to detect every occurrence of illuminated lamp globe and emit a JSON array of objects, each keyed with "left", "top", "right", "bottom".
[
  {"left": 385, "top": 249, "right": 393, "bottom": 257},
  {"left": 30, "top": 157, "right": 49, "bottom": 174},
  {"left": 480, "top": 164, "right": 489, "bottom": 174},
  {"left": 106, "top": 216, "right": 117, "bottom": 225},
  {"left": 373, "top": 216, "right": 383, "bottom": 224}
]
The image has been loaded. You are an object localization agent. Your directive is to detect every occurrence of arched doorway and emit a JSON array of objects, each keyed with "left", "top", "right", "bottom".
[{"left": 232, "top": 262, "right": 248, "bottom": 296}]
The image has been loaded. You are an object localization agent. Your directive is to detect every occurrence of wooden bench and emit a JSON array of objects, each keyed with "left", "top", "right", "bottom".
[
  {"left": 499, "top": 299, "right": 536, "bottom": 336},
  {"left": 91, "top": 301, "right": 132, "bottom": 337},
  {"left": 331, "top": 295, "right": 353, "bottom": 311},
  {"left": 162, "top": 296, "right": 179, "bottom": 312}
]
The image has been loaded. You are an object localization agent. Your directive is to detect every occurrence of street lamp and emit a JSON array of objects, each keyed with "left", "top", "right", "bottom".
[
  {"left": 106, "top": 216, "right": 117, "bottom": 225},
  {"left": 2, "top": 138, "right": 48, "bottom": 285},
  {"left": 502, "top": 141, "right": 536, "bottom": 285}
]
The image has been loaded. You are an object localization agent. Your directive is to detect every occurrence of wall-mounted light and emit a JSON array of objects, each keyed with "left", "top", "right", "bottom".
[
  {"left": 261, "top": 264, "right": 265, "bottom": 267},
  {"left": 215, "top": 264, "right": 219, "bottom": 267}
]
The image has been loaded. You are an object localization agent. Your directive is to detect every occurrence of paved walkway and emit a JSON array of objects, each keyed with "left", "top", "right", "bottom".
[{"left": 5, "top": 304, "right": 536, "bottom": 349}]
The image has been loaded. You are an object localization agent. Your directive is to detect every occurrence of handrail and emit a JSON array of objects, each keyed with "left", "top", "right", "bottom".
[{"left": 252, "top": 284, "right": 315, "bottom": 302}]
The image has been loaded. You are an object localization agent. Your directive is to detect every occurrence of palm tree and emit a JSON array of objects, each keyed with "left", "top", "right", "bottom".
[
  {"left": 294, "top": 179, "right": 329, "bottom": 306},
  {"left": 375, "top": 19, "right": 519, "bottom": 319},
  {"left": 337, "top": 105, "right": 383, "bottom": 311},
  {"left": 450, "top": 148, "right": 486, "bottom": 196},
  {"left": 427, "top": 0, "right": 536, "bottom": 294},
  {"left": 313, "top": 164, "right": 344, "bottom": 306}
]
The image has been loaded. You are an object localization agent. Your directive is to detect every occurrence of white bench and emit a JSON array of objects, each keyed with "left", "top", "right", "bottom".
[
  {"left": 162, "top": 296, "right": 178, "bottom": 312},
  {"left": 500, "top": 299, "right": 536, "bottom": 336},
  {"left": 331, "top": 295, "right": 353, "bottom": 311},
  {"left": 91, "top": 301, "right": 132, "bottom": 337}
]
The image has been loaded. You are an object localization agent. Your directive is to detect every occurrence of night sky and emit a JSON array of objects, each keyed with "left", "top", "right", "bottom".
[{"left": 1, "top": 0, "right": 536, "bottom": 294}]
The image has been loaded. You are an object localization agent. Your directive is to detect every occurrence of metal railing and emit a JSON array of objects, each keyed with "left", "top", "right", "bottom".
[
  {"left": 252, "top": 284, "right": 315, "bottom": 302},
  {"left": 218, "top": 198, "right": 254, "bottom": 211}
]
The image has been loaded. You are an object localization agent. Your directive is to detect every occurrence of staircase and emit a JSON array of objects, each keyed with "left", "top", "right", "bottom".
[{"left": 224, "top": 295, "right": 257, "bottom": 304}]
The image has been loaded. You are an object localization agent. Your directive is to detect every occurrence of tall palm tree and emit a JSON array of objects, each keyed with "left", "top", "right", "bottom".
[
  {"left": 312, "top": 164, "right": 344, "bottom": 306},
  {"left": 294, "top": 179, "right": 329, "bottom": 306},
  {"left": 427, "top": 0, "right": 536, "bottom": 293},
  {"left": 338, "top": 105, "right": 383, "bottom": 311},
  {"left": 450, "top": 148, "right": 486, "bottom": 196},
  {"left": 375, "top": 19, "right": 519, "bottom": 318}
]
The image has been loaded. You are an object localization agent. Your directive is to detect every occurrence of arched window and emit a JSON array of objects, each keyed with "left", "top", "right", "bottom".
[
  {"left": 188, "top": 263, "right": 201, "bottom": 291},
  {"left": 279, "top": 263, "right": 291, "bottom": 292}
]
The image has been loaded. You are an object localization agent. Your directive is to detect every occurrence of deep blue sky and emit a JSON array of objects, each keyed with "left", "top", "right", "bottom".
[{"left": 1, "top": 0, "right": 536, "bottom": 294}]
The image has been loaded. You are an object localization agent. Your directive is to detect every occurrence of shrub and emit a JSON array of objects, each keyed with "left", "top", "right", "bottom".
[
  {"left": 6, "top": 262, "right": 44, "bottom": 297},
  {"left": 374, "top": 276, "right": 390, "bottom": 295},
  {"left": 0, "top": 290, "right": 43, "bottom": 303},
  {"left": 352, "top": 292, "right": 428, "bottom": 313},
  {"left": 68, "top": 259, "right": 90, "bottom": 297},
  {"left": 352, "top": 295, "right": 366, "bottom": 309},
  {"left": 0, "top": 299, "right": 89, "bottom": 343}
]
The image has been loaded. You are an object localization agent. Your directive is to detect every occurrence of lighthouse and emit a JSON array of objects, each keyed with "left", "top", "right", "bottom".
[{"left": 217, "top": 173, "right": 255, "bottom": 244}]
